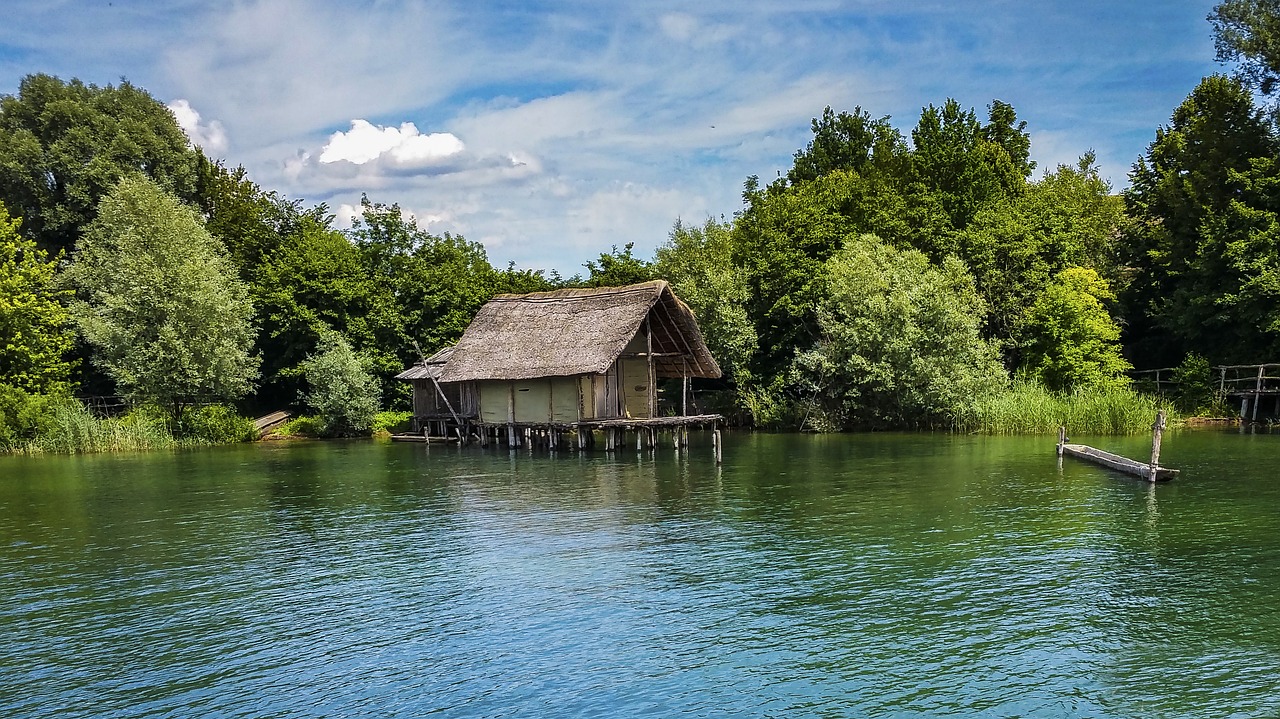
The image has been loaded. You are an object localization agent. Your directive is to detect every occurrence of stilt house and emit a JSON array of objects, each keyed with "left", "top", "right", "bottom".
[{"left": 422, "top": 280, "right": 720, "bottom": 430}]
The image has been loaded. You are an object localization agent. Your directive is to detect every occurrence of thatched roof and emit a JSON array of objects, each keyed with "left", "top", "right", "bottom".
[
  {"left": 394, "top": 345, "right": 455, "bottom": 381},
  {"left": 438, "top": 280, "right": 721, "bottom": 382}
]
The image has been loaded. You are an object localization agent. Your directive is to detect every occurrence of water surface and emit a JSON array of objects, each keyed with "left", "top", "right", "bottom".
[{"left": 2, "top": 432, "right": 1279, "bottom": 717}]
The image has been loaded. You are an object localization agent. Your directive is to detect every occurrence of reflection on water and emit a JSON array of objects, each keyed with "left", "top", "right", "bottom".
[{"left": 2, "top": 432, "right": 1280, "bottom": 718}]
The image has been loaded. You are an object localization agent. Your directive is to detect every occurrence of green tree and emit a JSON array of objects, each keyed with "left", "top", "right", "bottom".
[
  {"left": 1022, "top": 267, "right": 1132, "bottom": 392},
  {"left": 1211, "top": 0, "right": 1280, "bottom": 95},
  {"left": 0, "top": 74, "right": 199, "bottom": 255},
  {"left": 787, "top": 106, "right": 906, "bottom": 184},
  {"left": 64, "top": 176, "right": 258, "bottom": 419},
  {"left": 907, "top": 99, "right": 1029, "bottom": 241},
  {"left": 795, "top": 235, "right": 1006, "bottom": 429},
  {"left": 193, "top": 155, "right": 327, "bottom": 281},
  {"left": 299, "top": 332, "right": 380, "bottom": 436},
  {"left": 582, "top": 242, "right": 655, "bottom": 287},
  {"left": 350, "top": 198, "right": 501, "bottom": 386},
  {"left": 959, "top": 154, "right": 1123, "bottom": 357},
  {"left": 654, "top": 218, "right": 758, "bottom": 386},
  {"left": 253, "top": 216, "right": 381, "bottom": 406},
  {"left": 0, "top": 201, "right": 74, "bottom": 393},
  {"left": 1121, "top": 75, "right": 1278, "bottom": 365}
]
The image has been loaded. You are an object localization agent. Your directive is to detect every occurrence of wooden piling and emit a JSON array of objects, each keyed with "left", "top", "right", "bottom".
[
  {"left": 713, "top": 428, "right": 722, "bottom": 464},
  {"left": 1057, "top": 426, "right": 1065, "bottom": 457},
  {"left": 1148, "top": 410, "right": 1166, "bottom": 483}
]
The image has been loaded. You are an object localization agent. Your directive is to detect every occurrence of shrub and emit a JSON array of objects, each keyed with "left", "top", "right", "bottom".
[
  {"left": 371, "top": 411, "right": 412, "bottom": 435},
  {"left": 176, "top": 405, "right": 258, "bottom": 444},
  {"left": 299, "top": 334, "right": 380, "bottom": 436}
]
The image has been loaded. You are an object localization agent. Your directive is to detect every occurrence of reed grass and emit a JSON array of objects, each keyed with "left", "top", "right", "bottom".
[
  {"left": 964, "top": 380, "right": 1176, "bottom": 435},
  {"left": 10, "top": 402, "right": 257, "bottom": 455},
  {"left": 20, "top": 402, "right": 175, "bottom": 454}
]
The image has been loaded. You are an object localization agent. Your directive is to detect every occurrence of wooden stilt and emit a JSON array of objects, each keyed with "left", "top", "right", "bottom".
[
  {"left": 1057, "top": 426, "right": 1066, "bottom": 457},
  {"left": 1148, "top": 410, "right": 1166, "bottom": 483},
  {"left": 713, "top": 428, "right": 722, "bottom": 464}
]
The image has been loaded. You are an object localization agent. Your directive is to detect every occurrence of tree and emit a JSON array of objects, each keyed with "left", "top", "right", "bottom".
[
  {"left": 582, "top": 242, "right": 655, "bottom": 287},
  {"left": 0, "top": 201, "right": 74, "bottom": 394},
  {"left": 64, "top": 176, "right": 258, "bottom": 419},
  {"left": 794, "top": 234, "right": 1006, "bottom": 429},
  {"left": 1211, "top": 0, "right": 1280, "bottom": 95},
  {"left": 253, "top": 215, "right": 381, "bottom": 406},
  {"left": 1021, "top": 267, "right": 1131, "bottom": 392},
  {"left": 350, "top": 197, "right": 502, "bottom": 388},
  {"left": 958, "top": 154, "right": 1123, "bottom": 358},
  {"left": 0, "top": 74, "right": 199, "bottom": 256},
  {"left": 299, "top": 332, "right": 380, "bottom": 436},
  {"left": 787, "top": 106, "right": 905, "bottom": 184},
  {"left": 193, "top": 154, "right": 327, "bottom": 281},
  {"left": 654, "top": 218, "right": 757, "bottom": 386},
  {"left": 1121, "top": 75, "right": 1278, "bottom": 365},
  {"left": 908, "top": 99, "right": 1029, "bottom": 238}
]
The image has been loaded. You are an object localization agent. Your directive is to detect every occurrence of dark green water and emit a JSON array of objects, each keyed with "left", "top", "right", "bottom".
[{"left": 2, "top": 432, "right": 1279, "bottom": 718}]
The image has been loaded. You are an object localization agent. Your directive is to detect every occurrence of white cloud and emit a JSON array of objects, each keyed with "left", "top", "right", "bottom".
[
  {"left": 319, "top": 120, "right": 465, "bottom": 167},
  {"left": 167, "top": 99, "right": 228, "bottom": 154}
]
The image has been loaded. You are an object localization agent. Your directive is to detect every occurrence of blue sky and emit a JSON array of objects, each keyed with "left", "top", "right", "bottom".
[{"left": 1, "top": 0, "right": 1223, "bottom": 274}]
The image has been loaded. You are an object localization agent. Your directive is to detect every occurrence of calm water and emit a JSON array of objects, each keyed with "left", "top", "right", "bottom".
[{"left": 2, "top": 432, "right": 1280, "bottom": 718}]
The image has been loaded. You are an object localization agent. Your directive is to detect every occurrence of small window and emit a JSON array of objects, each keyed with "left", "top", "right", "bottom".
[{"left": 634, "top": 385, "right": 647, "bottom": 392}]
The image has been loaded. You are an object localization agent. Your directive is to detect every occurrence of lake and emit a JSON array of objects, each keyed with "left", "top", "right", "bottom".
[{"left": 2, "top": 431, "right": 1279, "bottom": 718}]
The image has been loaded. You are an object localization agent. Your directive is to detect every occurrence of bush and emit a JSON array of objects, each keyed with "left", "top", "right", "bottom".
[
  {"left": 371, "top": 411, "right": 412, "bottom": 435},
  {"left": 792, "top": 235, "right": 1007, "bottom": 430},
  {"left": 176, "top": 405, "right": 258, "bottom": 444},
  {"left": 0, "top": 384, "right": 62, "bottom": 451},
  {"left": 299, "top": 334, "right": 380, "bottom": 436},
  {"left": 275, "top": 415, "right": 325, "bottom": 438}
]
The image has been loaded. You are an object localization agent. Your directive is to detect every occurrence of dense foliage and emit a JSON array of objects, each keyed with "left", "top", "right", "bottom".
[
  {"left": 65, "top": 175, "right": 259, "bottom": 420},
  {"left": 11, "top": 3, "right": 1280, "bottom": 448},
  {"left": 0, "top": 201, "right": 73, "bottom": 394},
  {"left": 299, "top": 333, "right": 381, "bottom": 437}
]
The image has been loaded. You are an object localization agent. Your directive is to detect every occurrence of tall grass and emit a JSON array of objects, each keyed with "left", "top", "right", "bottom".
[
  {"left": 21, "top": 402, "right": 175, "bottom": 454},
  {"left": 964, "top": 380, "right": 1176, "bottom": 435},
  {"left": 10, "top": 402, "right": 257, "bottom": 455}
]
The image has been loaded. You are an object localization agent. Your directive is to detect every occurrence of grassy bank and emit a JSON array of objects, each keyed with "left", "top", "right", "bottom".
[
  {"left": 964, "top": 380, "right": 1176, "bottom": 435},
  {"left": 4, "top": 400, "right": 258, "bottom": 455}
]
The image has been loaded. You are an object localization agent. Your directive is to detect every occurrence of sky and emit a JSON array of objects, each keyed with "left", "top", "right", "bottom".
[{"left": 0, "top": 0, "right": 1225, "bottom": 274}]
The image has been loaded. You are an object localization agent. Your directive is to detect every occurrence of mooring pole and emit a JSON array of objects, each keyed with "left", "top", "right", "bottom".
[
  {"left": 1148, "top": 410, "right": 1166, "bottom": 483},
  {"left": 1057, "top": 426, "right": 1066, "bottom": 457}
]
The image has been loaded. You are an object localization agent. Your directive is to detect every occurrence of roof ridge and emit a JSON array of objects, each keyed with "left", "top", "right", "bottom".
[{"left": 491, "top": 279, "right": 668, "bottom": 302}]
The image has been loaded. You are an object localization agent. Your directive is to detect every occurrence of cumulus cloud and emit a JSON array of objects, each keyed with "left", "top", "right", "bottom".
[
  {"left": 167, "top": 99, "right": 228, "bottom": 154},
  {"left": 319, "top": 120, "right": 465, "bottom": 167}
]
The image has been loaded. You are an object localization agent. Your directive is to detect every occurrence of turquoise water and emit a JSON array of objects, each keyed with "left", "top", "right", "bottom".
[{"left": 2, "top": 432, "right": 1279, "bottom": 717}]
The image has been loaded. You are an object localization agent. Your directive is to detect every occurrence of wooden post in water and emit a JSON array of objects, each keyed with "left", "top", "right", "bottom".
[
  {"left": 1148, "top": 410, "right": 1166, "bottom": 483},
  {"left": 1057, "top": 426, "right": 1066, "bottom": 457},
  {"left": 713, "top": 428, "right": 722, "bottom": 465}
]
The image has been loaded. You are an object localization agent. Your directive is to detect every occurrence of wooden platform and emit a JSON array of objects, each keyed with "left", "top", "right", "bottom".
[
  {"left": 253, "top": 410, "right": 291, "bottom": 434},
  {"left": 576, "top": 414, "right": 722, "bottom": 430},
  {"left": 389, "top": 433, "right": 455, "bottom": 443},
  {"left": 1062, "top": 443, "right": 1179, "bottom": 482}
]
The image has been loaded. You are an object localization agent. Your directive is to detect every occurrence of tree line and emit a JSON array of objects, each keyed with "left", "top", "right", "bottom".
[{"left": 4, "top": 0, "right": 1280, "bottom": 443}]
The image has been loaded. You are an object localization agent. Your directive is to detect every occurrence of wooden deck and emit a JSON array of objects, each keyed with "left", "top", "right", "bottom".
[
  {"left": 576, "top": 414, "right": 722, "bottom": 430},
  {"left": 1062, "top": 443, "right": 1179, "bottom": 482}
]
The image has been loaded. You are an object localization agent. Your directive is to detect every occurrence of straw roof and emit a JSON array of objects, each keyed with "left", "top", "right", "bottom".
[
  {"left": 439, "top": 280, "right": 721, "bottom": 382},
  {"left": 394, "top": 345, "right": 455, "bottom": 381}
]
